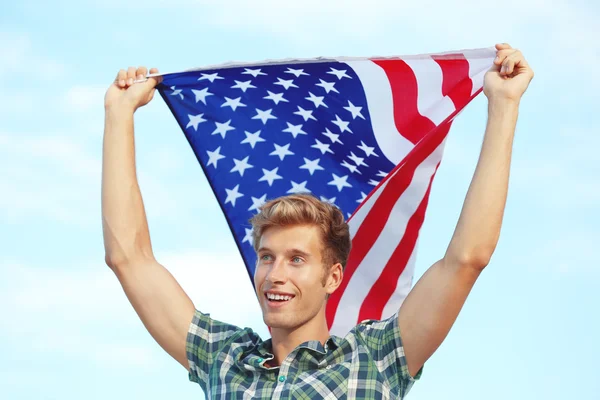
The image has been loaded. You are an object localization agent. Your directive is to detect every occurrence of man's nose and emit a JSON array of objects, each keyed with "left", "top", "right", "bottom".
[{"left": 266, "top": 259, "right": 287, "bottom": 284}]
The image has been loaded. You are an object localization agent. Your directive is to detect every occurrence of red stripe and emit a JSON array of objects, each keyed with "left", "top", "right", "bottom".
[
  {"left": 432, "top": 54, "right": 473, "bottom": 110},
  {"left": 357, "top": 159, "right": 441, "bottom": 322},
  {"left": 373, "top": 59, "right": 436, "bottom": 145},
  {"left": 326, "top": 121, "right": 450, "bottom": 328}
]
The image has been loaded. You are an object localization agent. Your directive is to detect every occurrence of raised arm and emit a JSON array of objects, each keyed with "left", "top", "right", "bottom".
[
  {"left": 102, "top": 66, "right": 195, "bottom": 368},
  {"left": 398, "top": 44, "right": 534, "bottom": 376}
]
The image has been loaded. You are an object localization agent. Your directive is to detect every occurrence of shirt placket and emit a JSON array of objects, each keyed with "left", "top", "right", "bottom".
[{"left": 269, "top": 349, "right": 300, "bottom": 400}]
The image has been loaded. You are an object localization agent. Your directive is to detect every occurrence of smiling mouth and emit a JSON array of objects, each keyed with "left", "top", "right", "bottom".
[{"left": 265, "top": 293, "right": 295, "bottom": 303}]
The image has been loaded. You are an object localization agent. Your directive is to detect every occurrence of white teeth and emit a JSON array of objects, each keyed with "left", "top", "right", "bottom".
[{"left": 267, "top": 293, "right": 293, "bottom": 301}]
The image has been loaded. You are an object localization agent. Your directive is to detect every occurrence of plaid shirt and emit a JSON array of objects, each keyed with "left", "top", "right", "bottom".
[{"left": 186, "top": 310, "right": 421, "bottom": 399}]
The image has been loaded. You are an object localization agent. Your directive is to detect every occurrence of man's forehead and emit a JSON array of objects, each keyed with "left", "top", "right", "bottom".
[{"left": 258, "top": 226, "right": 322, "bottom": 252}]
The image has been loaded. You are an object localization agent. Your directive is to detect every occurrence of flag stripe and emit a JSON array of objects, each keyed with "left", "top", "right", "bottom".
[
  {"left": 358, "top": 155, "right": 442, "bottom": 323},
  {"left": 344, "top": 60, "right": 414, "bottom": 166},
  {"left": 433, "top": 54, "right": 474, "bottom": 110},
  {"left": 373, "top": 59, "right": 437, "bottom": 145},
  {"left": 403, "top": 57, "right": 456, "bottom": 125}
]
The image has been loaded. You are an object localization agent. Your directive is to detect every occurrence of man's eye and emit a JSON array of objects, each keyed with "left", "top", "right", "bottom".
[
  {"left": 261, "top": 255, "right": 272, "bottom": 261},
  {"left": 292, "top": 257, "right": 303, "bottom": 263}
]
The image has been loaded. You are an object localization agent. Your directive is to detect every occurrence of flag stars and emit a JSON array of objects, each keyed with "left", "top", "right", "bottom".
[
  {"left": 294, "top": 106, "right": 317, "bottom": 122},
  {"left": 344, "top": 101, "right": 365, "bottom": 120},
  {"left": 264, "top": 91, "right": 288, "bottom": 105},
  {"left": 299, "top": 157, "right": 324, "bottom": 175},
  {"left": 305, "top": 92, "right": 327, "bottom": 108},
  {"left": 231, "top": 80, "right": 257, "bottom": 92},
  {"left": 241, "top": 130, "right": 265, "bottom": 148},
  {"left": 357, "top": 192, "right": 368, "bottom": 203},
  {"left": 242, "top": 228, "right": 254, "bottom": 244},
  {"left": 348, "top": 151, "right": 368, "bottom": 167},
  {"left": 225, "top": 184, "right": 244, "bottom": 206},
  {"left": 242, "top": 68, "right": 267, "bottom": 77},
  {"left": 285, "top": 68, "right": 309, "bottom": 77},
  {"left": 287, "top": 181, "right": 310, "bottom": 194},
  {"left": 198, "top": 72, "right": 224, "bottom": 83},
  {"left": 186, "top": 113, "right": 206, "bottom": 131},
  {"left": 327, "top": 67, "right": 352, "bottom": 80},
  {"left": 274, "top": 77, "right": 299, "bottom": 90},
  {"left": 270, "top": 143, "right": 294, "bottom": 160},
  {"left": 259, "top": 167, "right": 283, "bottom": 186},
  {"left": 322, "top": 127, "right": 342, "bottom": 144},
  {"left": 311, "top": 139, "right": 334, "bottom": 155},
  {"left": 170, "top": 86, "right": 183, "bottom": 100},
  {"left": 328, "top": 174, "right": 352, "bottom": 192},
  {"left": 282, "top": 122, "right": 307, "bottom": 138},
  {"left": 230, "top": 156, "right": 253, "bottom": 177},
  {"left": 320, "top": 196, "right": 337, "bottom": 205},
  {"left": 206, "top": 146, "right": 225, "bottom": 168},
  {"left": 212, "top": 120, "right": 235, "bottom": 139},
  {"left": 341, "top": 160, "right": 361, "bottom": 174},
  {"left": 377, "top": 170, "right": 388, "bottom": 178},
  {"left": 249, "top": 194, "right": 267, "bottom": 212},
  {"left": 192, "top": 87, "right": 212, "bottom": 104},
  {"left": 316, "top": 79, "right": 339, "bottom": 94},
  {"left": 358, "top": 141, "right": 379, "bottom": 157},
  {"left": 332, "top": 114, "right": 353, "bottom": 133},
  {"left": 252, "top": 108, "right": 277, "bottom": 124},
  {"left": 221, "top": 97, "right": 246, "bottom": 111},
  {"left": 369, "top": 179, "right": 380, "bottom": 186}
]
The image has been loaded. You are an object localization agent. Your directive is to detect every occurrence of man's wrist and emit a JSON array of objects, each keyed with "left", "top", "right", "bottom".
[
  {"left": 105, "top": 103, "right": 136, "bottom": 119},
  {"left": 487, "top": 96, "right": 520, "bottom": 111}
]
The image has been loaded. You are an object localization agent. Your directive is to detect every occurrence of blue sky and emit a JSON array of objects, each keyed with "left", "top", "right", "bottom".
[{"left": 1, "top": 0, "right": 599, "bottom": 399}]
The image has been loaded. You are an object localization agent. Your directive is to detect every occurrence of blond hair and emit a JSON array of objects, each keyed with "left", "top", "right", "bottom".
[{"left": 250, "top": 194, "right": 351, "bottom": 269}]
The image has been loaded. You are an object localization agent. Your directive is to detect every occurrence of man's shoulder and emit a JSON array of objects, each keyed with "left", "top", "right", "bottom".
[{"left": 188, "top": 309, "right": 264, "bottom": 347}]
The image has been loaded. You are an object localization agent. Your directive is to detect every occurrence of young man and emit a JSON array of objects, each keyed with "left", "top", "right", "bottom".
[{"left": 102, "top": 43, "right": 533, "bottom": 399}]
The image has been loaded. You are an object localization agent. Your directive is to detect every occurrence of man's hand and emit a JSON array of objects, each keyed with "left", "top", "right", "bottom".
[
  {"left": 104, "top": 66, "right": 163, "bottom": 112},
  {"left": 484, "top": 43, "right": 534, "bottom": 102}
]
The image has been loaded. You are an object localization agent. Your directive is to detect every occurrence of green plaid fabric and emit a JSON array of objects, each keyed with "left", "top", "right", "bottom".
[{"left": 186, "top": 310, "right": 421, "bottom": 399}]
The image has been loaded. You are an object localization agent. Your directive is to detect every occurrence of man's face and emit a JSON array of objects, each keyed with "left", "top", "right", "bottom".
[{"left": 253, "top": 224, "right": 340, "bottom": 330}]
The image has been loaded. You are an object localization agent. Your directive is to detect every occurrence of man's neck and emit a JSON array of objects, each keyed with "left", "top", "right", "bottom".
[{"left": 269, "top": 316, "right": 330, "bottom": 366}]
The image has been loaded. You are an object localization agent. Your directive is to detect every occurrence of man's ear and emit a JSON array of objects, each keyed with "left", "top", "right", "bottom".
[{"left": 325, "top": 263, "right": 344, "bottom": 295}]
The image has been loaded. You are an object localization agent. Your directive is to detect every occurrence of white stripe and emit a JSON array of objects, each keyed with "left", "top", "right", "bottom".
[
  {"left": 330, "top": 138, "right": 447, "bottom": 336},
  {"left": 348, "top": 179, "right": 389, "bottom": 238},
  {"left": 380, "top": 241, "right": 417, "bottom": 318},
  {"left": 345, "top": 60, "right": 413, "bottom": 166},
  {"left": 403, "top": 57, "right": 455, "bottom": 125}
]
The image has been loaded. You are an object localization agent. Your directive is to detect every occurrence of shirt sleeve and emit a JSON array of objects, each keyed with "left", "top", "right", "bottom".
[
  {"left": 356, "top": 312, "right": 422, "bottom": 396},
  {"left": 186, "top": 309, "right": 243, "bottom": 390}
]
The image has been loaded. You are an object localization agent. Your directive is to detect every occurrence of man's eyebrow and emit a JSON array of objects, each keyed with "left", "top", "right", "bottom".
[
  {"left": 286, "top": 248, "right": 311, "bottom": 258},
  {"left": 256, "top": 247, "right": 312, "bottom": 257}
]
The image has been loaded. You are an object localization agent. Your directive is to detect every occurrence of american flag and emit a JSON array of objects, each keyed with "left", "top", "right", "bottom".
[{"left": 157, "top": 48, "right": 495, "bottom": 336}]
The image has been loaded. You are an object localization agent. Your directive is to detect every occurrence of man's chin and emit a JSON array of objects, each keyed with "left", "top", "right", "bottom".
[{"left": 263, "top": 313, "right": 297, "bottom": 330}]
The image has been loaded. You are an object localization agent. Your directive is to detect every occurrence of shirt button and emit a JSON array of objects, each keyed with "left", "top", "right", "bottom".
[
  {"left": 278, "top": 376, "right": 286, "bottom": 382},
  {"left": 326, "top": 365, "right": 332, "bottom": 370}
]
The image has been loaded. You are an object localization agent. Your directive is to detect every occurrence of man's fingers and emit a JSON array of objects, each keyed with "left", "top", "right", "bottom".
[
  {"left": 116, "top": 69, "right": 127, "bottom": 87},
  {"left": 501, "top": 51, "right": 528, "bottom": 76},
  {"left": 494, "top": 48, "right": 518, "bottom": 65},
  {"left": 495, "top": 43, "right": 512, "bottom": 51},
  {"left": 136, "top": 66, "right": 148, "bottom": 82},
  {"left": 147, "top": 67, "right": 163, "bottom": 86},
  {"left": 126, "top": 66, "right": 137, "bottom": 86}
]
